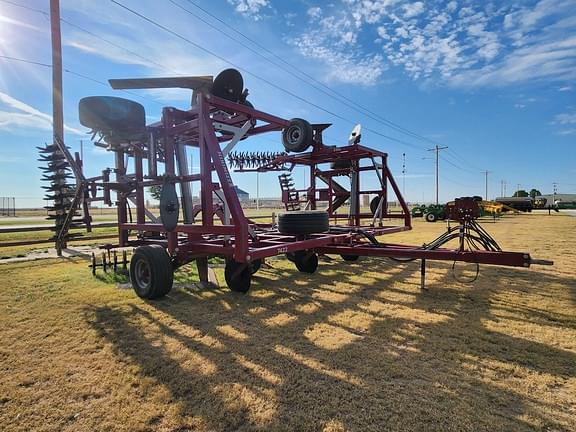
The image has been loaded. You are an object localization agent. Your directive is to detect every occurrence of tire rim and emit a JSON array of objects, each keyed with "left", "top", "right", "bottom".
[
  {"left": 134, "top": 259, "right": 151, "bottom": 289},
  {"left": 288, "top": 126, "right": 301, "bottom": 144}
]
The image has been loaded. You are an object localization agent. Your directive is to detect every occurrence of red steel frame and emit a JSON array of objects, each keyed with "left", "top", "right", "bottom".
[{"left": 89, "top": 91, "right": 542, "bottom": 271}]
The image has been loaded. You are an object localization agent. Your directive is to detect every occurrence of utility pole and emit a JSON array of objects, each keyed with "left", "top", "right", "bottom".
[
  {"left": 256, "top": 171, "right": 260, "bottom": 210},
  {"left": 483, "top": 170, "right": 491, "bottom": 201},
  {"left": 402, "top": 152, "right": 406, "bottom": 197},
  {"left": 50, "top": 0, "right": 65, "bottom": 255},
  {"left": 427, "top": 145, "right": 448, "bottom": 205},
  {"left": 50, "top": 0, "right": 64, "bottom": 145},
  {"left": 553, "top": 182, "right": 558, "bottom": 205}
]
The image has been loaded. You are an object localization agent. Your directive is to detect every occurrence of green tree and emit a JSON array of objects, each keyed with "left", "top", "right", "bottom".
[
  {"left": 529, "top": 188, "right": 542, "bottom": 198},
  {"left": 513, "top": 190, "right": 529, "bottom": 197},
  {"left": 149, "top": 185, "right": 162, "bottom": 201}
]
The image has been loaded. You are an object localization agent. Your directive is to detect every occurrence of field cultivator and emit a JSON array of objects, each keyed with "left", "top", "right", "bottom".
[{"left": 56, "top": 68, "right": 552, "bottom": 298}]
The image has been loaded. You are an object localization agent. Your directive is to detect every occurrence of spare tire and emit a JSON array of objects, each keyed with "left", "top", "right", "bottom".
[
  {"left": 278, "top": 210, "right": 329, "bottom": 235},
  {"left": 282, "top": 118, "right": 314, "bottom": 153},
  {"left": 79, "top": 96, "right": 146, "bottom": 136}
]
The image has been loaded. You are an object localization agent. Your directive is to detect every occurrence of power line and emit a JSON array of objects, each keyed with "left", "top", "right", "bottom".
[
  {"left": 2, "top": 0, "right": 484, "bottom": 175},
  {"left": 109, "top": 0, "right": 429, "bottom": 151},
  {"left": 3, "top": 0, "right": 488, "bottom": 182},
  {"left": 0, "top": 0, "right": 180, "bottom": 74},
  {"left": 439, "top": 154, "right": 478, "bottom": 175},
  {"left": 173, "top": 0, "right": 438, "bottom": 148},
  {"left": 0, "top": 54, "right": 164, "bottom": 106},
  {"left": 0, "top": 54, "right": 51, "bottom": 68}
]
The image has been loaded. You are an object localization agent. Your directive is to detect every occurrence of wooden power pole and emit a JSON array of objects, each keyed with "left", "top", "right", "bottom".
[
  {"left": 427, "top": 145, "right": 448, "bottom": 205},
  {"left": 50, "top": 0, "right": 65, "bottom": 255}
]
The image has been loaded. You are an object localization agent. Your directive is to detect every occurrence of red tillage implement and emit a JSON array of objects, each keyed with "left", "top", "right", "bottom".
[{"left": 63, "top": 69, "right": 551, "bottom": 298}]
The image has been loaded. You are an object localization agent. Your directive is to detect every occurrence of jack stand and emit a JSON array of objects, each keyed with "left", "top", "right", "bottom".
[
  {"left": 420, "top": 259, "right": 427, "bottom": 290},
  {"left": 196, "top": 257, "right": 219, "bottom": 288}
]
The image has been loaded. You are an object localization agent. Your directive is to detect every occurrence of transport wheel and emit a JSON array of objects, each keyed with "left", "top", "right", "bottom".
[
  {"left": 341, "top": 254, "right": 359, "bottom": 262},
  {"left": 79, "top": 96, "right": 145, "bottom": 136},
  {"left": 294, "top": 250, "right": 318, "bottom": 274},
  {"left": 370, "top": 196, "right": 382, "bottom": 216},
  {"left": 278, "top": 210, "right": 329, "bottom": 235},
  {"left": 282, "top": 118, "right": 314, "bottom": 153},
  {"left": 425, "top": 213, "right": 437, "bottom": 222},
  {"left": 250, "top": 258, "right": 262, "bottom": 275},
  {"left": 225, "top": 259, "right": 252, "bottom": 293},
  {"left": 130, "top": 245, "right": 173, "bottom": 299}
]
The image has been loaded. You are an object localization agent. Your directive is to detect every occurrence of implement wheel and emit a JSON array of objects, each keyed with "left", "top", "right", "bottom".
[
  {"left": 282, "top": 118, "right": 314, "bottom": 153},
  {"left": 425, "top": 212, "right": 437, "bottom": 222},
  {"left": 129, "top": 245, "right": 173, "bottom": 299},
  {"left": 250, "top": 258, "right": 262, "bottom": 275},
  {"left": 293, "top": 250, "right": 318, "bottom": 274},
  {"left": 278, "top": 210, "right": 329, "bottom": 236},
  {"left": 225, "top": 259, "right": 252, "bottom": 293}
]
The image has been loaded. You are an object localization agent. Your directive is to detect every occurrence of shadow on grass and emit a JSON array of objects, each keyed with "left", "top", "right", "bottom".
[{"left": 85, "top": 257, "right": 576, "bottom": 431}]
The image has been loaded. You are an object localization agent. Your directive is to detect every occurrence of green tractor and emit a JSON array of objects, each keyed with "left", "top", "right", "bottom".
[
  {"left": 422, "top": 204, "right": 447, "bottom": 222},
  {"left": 410, "top": 204, "right": 447, "bottom": 222}
]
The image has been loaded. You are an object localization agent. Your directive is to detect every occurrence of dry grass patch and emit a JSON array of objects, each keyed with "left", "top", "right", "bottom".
[{"left": 0, "top": 213, "right": 575, "bottom": 431}]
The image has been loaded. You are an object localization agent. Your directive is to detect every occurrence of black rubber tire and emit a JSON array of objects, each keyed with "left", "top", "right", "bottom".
[
  {"left": 294, "top": 250, "right": 318, "bottom": 274},
  {"left": 250, "top": 258, "right": 262, "bottom": 275},
  {"left": 370, "top": 196, "right": 382, "bottom": 216},
  {"left": 278, "top": 210, "right": 329, "bottom": 235},
  {"left": 425, "top": 212, "right": 437, "bottom": 222},
  {"left": 225, "top": 259, "right": 252, "bottom": 293},
  {"left": 341, "top": 254, "right": 359, "bottom": 262},
  {"left": 282, "top": 118, "right": 314, "bottom": 153},
  {"left": 129, "top": 245, "right": 173, "bottom": 299},
  {"left": 79, "top": 96, "right": 145, "bottom": 134}
]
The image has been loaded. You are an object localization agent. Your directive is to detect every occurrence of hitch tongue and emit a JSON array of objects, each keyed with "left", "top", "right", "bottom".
[{"left": 530, "top": 258, "right": 554, "bottom": 266}]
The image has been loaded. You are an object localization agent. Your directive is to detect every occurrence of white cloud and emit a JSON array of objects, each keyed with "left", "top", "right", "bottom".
[
  {"left": 514, "top": 103, "right": 526, "bottom": 109},
  {"left": 294, "top": 0, "right": 576, "bottom": 88},
  {"left": 0, "top": 91, "right": 84, "bottom": 135},
  {"left": 0, "top": 155, "right": 24, "bottom": 163},
  {"left": 227, "top": 0, "right": 269, "bottom": 20},
  {"left": 0, "top": 15, "right": 43, "bottom": 32},
  {"left": 291, "top": 32, "right": 385, "bottom": 85},
  {"left": 552, "top": 111, "right": 576, "bottom": 135},
  {"left": 403, "top": 2, "right": 424, "bottom": 19},
  {"left": 308, "top": 7, "right": 322, "bottom": 19},
  {"left": 558, "top": 86, "right": 572, "bottom": 91},
  {"left": 554, "top": 112, "right": 576, "bottom": 125}
]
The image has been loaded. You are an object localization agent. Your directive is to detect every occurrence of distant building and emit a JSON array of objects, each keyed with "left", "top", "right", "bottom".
[
  {"left": 234, "top": 186, "right": 250, "bottom": 201},
  {"left": 213, "top": 186, "right": 249, "bottom": 202},
  {"left": 535, "top": 194, "right": 576, "bottom": 208}
]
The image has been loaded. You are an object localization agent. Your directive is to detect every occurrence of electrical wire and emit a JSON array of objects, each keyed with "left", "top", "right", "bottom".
[
  {"left": 3, "top": 0, "right": 483, "bottom": 174},
  {"left": 171, "top": 0, "right": 438, "bottom": 149},
  {"left": 109, "top": 0, "right": 430, "bottom": 152},
  {"left": 0, "top": 54, "right": 164, "bottom": 106}
]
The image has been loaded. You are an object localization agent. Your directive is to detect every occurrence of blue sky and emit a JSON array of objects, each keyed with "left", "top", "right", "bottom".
[{"left": 0, "top": 0, "right": 575, "bottom": 208}]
